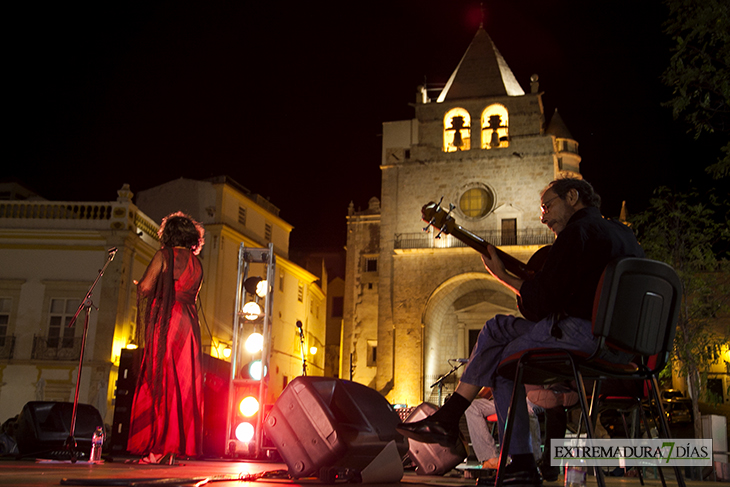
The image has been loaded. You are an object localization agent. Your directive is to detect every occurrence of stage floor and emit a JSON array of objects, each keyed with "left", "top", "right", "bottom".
[{"left": 0, "top": 456, "right": 705, "bottom": 487}]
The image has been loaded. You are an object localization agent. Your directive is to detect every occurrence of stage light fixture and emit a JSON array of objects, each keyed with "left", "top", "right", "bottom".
[
  {"left": 241, "top": 301, "right": 261, "bottom": 320},
  {"left": 244, "top": 277, "right": 269, "bottom": 298},
  {"left": 235, "top": 422, "right": 255, "bottom": 443},
  {"left": 245, "top": 332, "right": 264, "bottom": 353},
  {"left": 239, "top": 395, "right": 259, "bottom": 417}
]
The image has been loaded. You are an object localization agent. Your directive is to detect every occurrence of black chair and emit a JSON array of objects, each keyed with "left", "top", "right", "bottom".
[{"left": 494, "top": 257, "right": 684, "bottom": 487}]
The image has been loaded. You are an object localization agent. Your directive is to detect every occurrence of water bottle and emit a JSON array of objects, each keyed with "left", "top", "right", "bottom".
[
  {"left": 564, "top": 464, "right": 586, "bottom": 487},
  {"left": 90, "top": 426, "right": 104, "bottom": 463}
]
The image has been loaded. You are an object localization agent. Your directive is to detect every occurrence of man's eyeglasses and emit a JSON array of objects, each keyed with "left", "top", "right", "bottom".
[{"left": 540, "top": 195, "right": 560, "bottom": 215}]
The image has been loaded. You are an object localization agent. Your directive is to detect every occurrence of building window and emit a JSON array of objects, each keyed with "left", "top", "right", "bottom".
[
  {"left": 265, "top": 223, "right": 272, "bottom": 242},
  {"left": 48, "top": 298, "right": 79, "bottom": 348},
  {"left": 443, "top": 108, "right": 471, "bottom": 152},
  {"left": 0, "top": 298, "right": 10, "bottom": 347},
  {"left": 559, "top": 139, "right": 579, "bottom": 154},
  {"left": 331, "top": 296, "right": 343, "bottom": 318},
  {"left": 481, "top": 104, "right": 509, "bottom": 149},
  {"left": 459, "top": 186, "right": 494, "bottom": 219},
  {"left": 238, "top": 206, "right": 246, "bottom": 226},
  {"left": 297, "top": 282, "right": 304, "bottom": 302},
  {"left": 367, "top": 340, "right": 377, "bottom": 367},
  {"left": 364, "top": 258, "right": 378, "bottom": 273}
]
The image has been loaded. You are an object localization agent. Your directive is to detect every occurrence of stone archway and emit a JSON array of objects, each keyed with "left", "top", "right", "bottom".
[{"left": 421, "top": 272, "right": 518, "bottom": 403}]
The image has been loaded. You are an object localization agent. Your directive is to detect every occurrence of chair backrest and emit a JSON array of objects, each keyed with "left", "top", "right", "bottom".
[{"left": 592, "top": 258, "right": 682, "bottom": 370}]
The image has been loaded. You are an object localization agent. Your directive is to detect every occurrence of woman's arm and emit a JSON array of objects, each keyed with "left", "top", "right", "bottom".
[{"left": 137, "top": 250, "right": 165, "bottom": 296}]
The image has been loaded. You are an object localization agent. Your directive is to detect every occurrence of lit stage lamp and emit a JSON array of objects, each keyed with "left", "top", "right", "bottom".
[
  {"left": 244, "top": 277, "right": 269, "bottom": 298},
  {"left": 245, "top": 332, "right": 264, "bottom": 353},
  {"left": 241, "top": 301, "right": 261, "bottom": 320}
]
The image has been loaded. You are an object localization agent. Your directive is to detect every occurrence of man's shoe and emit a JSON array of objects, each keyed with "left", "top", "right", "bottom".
[
  {"left": 395, "top": 418, "right": 458, "bottom": 446},
  {"left": 476, "top": 462, "right": 542, "bottom": 487},
  {"left": 538, "top": 463, "right": 560, "bottom": 482}
]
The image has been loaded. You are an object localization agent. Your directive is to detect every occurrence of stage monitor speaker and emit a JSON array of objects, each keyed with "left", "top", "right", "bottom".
[
  {"left": 403, "top": 402, "right": 467, "bottom": 475},
  {"left": 264, "top": 376, "right": 408, "bottom": 480},
  {"left": 16, "top": 401, "right": 104, "bottom": 456}
]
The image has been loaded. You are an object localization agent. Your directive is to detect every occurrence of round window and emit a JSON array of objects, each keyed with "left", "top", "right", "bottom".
[{"left": 459, "top": 187, "right": 493, "bottom": 218}]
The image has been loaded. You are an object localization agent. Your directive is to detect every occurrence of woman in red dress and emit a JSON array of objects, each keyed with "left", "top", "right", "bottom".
[{"left": 127, "top": 212, "right": 205, "bottom": 463}]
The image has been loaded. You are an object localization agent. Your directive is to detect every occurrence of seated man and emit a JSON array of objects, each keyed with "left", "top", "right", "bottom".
[
  {"left": 397, "top": 178, "right": 643, "bottom": 486},
  {"left": 465, "top": 387, "right": 541, "bottom": 470}
]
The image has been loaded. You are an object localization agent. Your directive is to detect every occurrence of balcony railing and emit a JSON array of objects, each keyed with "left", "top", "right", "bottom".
[
  {"left": 394, "top": 229, "right": 554, "bottom": 250},
  {"left": 32, "top": 336, "right": 82, "bottom": 361},
  {"left": 0, "top": 335, "right": 15, "bottom": 359},
  {"left": 0, "top": 202, "right": 113, "bottom": 220}
]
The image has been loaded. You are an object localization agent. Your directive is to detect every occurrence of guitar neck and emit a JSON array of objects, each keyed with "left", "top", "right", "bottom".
[{"left": 447, "top": 224, "right": 536, "bottom": 281}]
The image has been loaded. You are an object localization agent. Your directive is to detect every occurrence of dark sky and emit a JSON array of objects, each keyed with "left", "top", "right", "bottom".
[{"left": 6, "top": 1, "right": 717, "bottom": 251}]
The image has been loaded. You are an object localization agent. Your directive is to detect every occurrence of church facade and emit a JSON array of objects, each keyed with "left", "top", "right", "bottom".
[{"left": 343, "top": 27, "right": 581, "bottom": 406}]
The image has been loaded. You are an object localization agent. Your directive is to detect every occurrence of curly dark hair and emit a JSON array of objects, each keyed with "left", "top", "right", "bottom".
[
  {"left": 158, "top": 211, "right": 205, "bottom": 255},
  {"left": 544, "top": 177, "right": 601, "bottom": 209}
]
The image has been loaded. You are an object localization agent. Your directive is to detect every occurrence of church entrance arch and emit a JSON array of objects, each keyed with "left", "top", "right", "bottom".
[{"left": 421, "top": 272, "right": 518, "bottom": 404}]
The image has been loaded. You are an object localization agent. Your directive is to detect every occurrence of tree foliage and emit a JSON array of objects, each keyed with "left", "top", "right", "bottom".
[
  {"left": 630, "top": 187, "right": 730, "bottom": 439},
  {"left": 662, "top": 0, "right": 730, "bottom": 178}
]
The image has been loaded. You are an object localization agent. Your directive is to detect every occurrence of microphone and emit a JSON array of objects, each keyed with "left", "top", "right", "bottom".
[
  {"left": 108, "top": 247, "right": 118, "bottom": 260},
  {"left": 452, "top": 358, "right": 469, "bottom": 363}
]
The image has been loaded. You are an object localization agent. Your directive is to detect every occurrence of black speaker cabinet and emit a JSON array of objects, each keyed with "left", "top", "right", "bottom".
[
  {"left": 201, "top": 354, "right": 230, "bottom": 458},
  {"left": 264, "top": 376, "right": 408, "bottom": 479},
  {"left": 16, "top": 401, "right": 104, "bottom": 456},
  {"left": 110, "top": 347, "right": 141, "bottom": 454},
  {"left": 403, "top": 402, "right": 467, "bottom": 475}
]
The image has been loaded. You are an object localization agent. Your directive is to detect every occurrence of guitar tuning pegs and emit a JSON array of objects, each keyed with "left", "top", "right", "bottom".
[
  {"left": 435, "top": 224, "right": 447, "bottom": 239},
  {"left": 423, "top": 217, "right": 436, "bottom": 232}
]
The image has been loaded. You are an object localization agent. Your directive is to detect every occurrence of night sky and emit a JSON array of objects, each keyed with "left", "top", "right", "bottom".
[{"left": 6, "top": 1, "right": 719, "bottom": 251}]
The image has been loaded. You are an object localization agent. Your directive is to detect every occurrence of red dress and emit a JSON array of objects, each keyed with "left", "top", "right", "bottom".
[{"left": 127, "top": 247, "right": 204, "bottom": 457}]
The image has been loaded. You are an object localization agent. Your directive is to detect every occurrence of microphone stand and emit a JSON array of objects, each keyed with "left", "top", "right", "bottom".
[
  {"left": 430, "top": 359, "right": 466, "bottom": 407},
  {"left": 64, "top": 247, "right": 117, "bottom": 462}
]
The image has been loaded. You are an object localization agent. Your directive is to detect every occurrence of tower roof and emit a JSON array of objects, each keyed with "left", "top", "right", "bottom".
[
  {"left": 546, "top": 109, "right": 574, "bottom": 139},
  {"left": 437, "top": 27, "right": 524, "bottom": 102}
]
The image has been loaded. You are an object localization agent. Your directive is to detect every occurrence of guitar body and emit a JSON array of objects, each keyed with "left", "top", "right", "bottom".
[
  {"left": 421, "top": 201, "right": 552, "bottom": 321},
  {"left": 514, "top": 245, "right": 551, "bottom": 321}
]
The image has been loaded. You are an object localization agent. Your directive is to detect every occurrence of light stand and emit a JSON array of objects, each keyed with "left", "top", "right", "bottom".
[
  {"left": 296, "top": 320, "right": 306, "bottom": 376},
  {"left": 64, "top": 247, "right": 117, "bottom": 462}
]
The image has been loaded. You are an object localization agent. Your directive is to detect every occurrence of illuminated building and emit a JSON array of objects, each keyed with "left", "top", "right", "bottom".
[
  {"left": 343, "top": 27, "right": 581, "bottom": 406},
  {"left": 0, "top": 184, "right": 158, "bottom": 424},
  {"left": 0, "top": 177, "right": 326, "bottom": 442}
]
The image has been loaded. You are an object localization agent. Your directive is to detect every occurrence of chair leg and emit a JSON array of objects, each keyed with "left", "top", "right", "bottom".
[
  {"left": 495, "top": 357, "right": 526, "bottom": 487},
  {"left": 647, "top": 375, "right": 686, "bottom": 487},
  {"left": 639, "top": 401, "right": 668, "bottom": 487},
  {"left": 619, "top": 403, "right": 645, "bottom": 486},
  {"left": 571, "top": 369, "right": 606, "bottom": 487},
  {"left": 629, "top": 405, "right": 646, "bottom": 486}
]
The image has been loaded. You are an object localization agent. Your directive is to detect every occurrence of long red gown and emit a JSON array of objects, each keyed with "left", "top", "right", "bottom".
[{"left": 127, "top": 247, "right": 204, "bottom": 457}]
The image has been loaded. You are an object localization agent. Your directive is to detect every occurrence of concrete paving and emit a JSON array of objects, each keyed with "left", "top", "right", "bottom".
[{"left": 0, "top": 456, "right": 711, "bottom": 487}]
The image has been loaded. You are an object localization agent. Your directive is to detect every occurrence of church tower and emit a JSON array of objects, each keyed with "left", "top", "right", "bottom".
[{"left": 343, "top": 26, "right": 580, "bottom": 405}]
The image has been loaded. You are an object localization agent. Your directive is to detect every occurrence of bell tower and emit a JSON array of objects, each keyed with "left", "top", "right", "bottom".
[{"left": 344, "top": 25, "right": 579, "bottom": 405}]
